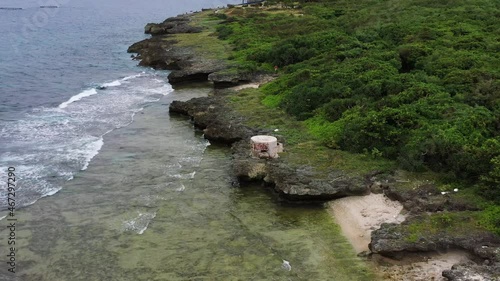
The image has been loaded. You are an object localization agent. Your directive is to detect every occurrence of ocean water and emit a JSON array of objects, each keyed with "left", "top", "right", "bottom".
[
  {"left": 0, "top": 0, "right": 234, "bottom": 209},
  {"left": 0, "top": 1, "right": 377, "bottom": 280}
]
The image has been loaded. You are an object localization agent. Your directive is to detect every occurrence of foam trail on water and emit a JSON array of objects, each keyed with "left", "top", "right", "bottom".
[
  {"left": 0, "top": 72, "right": 173, "bottom": 210},
  {"left": 101, "top": 80, "right": 121, "bottom": 87},
  {"left": 123, "top": 212, "right": 157, "bottom": 234},
  {"left": 40, "top": 187, "right": 62, "bottom": 198},
  {"left": 122, "top": 72, "right": 144, "bottom": 81},
  {"left": 81, "top": 137, "right": 104, "bottom": 170},
  {"left": 59, "top": 88, "right": 98, "bottom": 109}
]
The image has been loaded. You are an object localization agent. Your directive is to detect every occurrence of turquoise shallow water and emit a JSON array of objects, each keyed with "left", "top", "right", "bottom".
[{"left": 0, "top": 86, "right": 376, "bottom": 280}]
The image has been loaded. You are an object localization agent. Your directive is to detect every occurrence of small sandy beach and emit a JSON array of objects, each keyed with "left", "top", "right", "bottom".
[
  {"left": 329, "top": 193, "right": 405, "bottom": 253},
  {"left": 329, "top": 193, "right": 473, "bottom": 280}
]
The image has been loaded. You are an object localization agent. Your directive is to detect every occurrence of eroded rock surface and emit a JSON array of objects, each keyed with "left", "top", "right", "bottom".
[
  {"left": 170, "top": 94, "right": 369, "bottom": 202},
  {"left": 128, "top": 15, "right": 251, "bottom": 86},
  {"left": 170, "top": 96, "right": 259, "bottom": 142},
  {"left": 144, "top": 15, "right": 202, "bottom": 36},
  {"left": 442, "top": 262, "right": 500, "bottom": 281},
  {"left": 370, "top": 222, "right": 500, "bottom": 260}
]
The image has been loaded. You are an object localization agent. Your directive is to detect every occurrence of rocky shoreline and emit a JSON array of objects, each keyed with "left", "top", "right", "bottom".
[
  {"left": 169, "top": 92, "right": 369, "bottom": 202},
  {"left": 129, "top": 10, "right": 500, "bottom": 281},
  {"left": 127, "top": 14, "right": 252, "bottom": 87}
]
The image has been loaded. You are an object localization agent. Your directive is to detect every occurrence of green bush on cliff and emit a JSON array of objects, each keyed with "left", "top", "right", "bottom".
[
  {"left": 479, "top": 205, "right": 500, "bottom": 236},
  {"left": 215, "top": 0, "right": 500, "bottom": 201}
]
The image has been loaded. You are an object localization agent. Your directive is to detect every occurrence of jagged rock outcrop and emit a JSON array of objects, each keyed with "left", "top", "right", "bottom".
[
  {"left": 369, "top": 222, "right": 500, "bottom": 262},
  {"left": 367, "top": 174, "right": 480, "bottom": 213},
  {"left": 127, "top": 38, "right": 183, "bottom": 69},
  {"left": 170, "top": 96, "right": 259, "bottom": 142},
  {"left": 170, "top": 95, "right": 369, "bottom": 202},
  {"left": 387, "top": 185, "right": 480, "bottom": 213},
  {"left": 144, "top": 15, "right": 202, "bottom": 36},
  {"left": 208, "top": 71, "right": 252, "bottom": 88},
  {"left": 442, "top": 262, "right": 500, "bottom": 281},
  {"left": 128, "top": 36, "right": 227, "bottom": 83},
  {"left": 128, "top": 15, "right": 254, "bottom": 86},
  {"left": 232, "top": 140, "right": 368, "bottom": 201}
]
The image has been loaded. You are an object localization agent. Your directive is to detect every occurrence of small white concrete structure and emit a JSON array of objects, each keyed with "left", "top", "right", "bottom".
[{"left": 250, "top": 135, "right": 283, "bottom": 159}]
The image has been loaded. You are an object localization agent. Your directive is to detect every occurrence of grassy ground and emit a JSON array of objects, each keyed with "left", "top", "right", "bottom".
[
  {"left": 405, "top": 211, "right": 486, "bottom": 243},
  {"left": 169, "top": 11, "right": 232, "bottom": 61}
]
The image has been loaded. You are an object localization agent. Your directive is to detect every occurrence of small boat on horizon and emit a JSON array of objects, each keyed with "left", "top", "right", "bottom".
[
  {"left": 0, "top": 7, "right": 23, "bottom": 10},
  {"left": 40, "top": 5, "right": 59, "bottom": 8}
]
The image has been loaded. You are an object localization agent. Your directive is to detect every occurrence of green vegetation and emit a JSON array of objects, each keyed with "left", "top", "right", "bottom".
[
  {"left": 479, "top": 205, "right": 500, "bottom": 236},
  {"left": 170, "top": 13, "right": 232, "bottom": 60},
  {"left": 406, "top": 211, "right": 485, "bottom": 243},
  {"left": 228, "top": 88, "right": 395, "bottom": 176},
  {"left": 213, "top": 1, "right": 500, "bottom": 205}
]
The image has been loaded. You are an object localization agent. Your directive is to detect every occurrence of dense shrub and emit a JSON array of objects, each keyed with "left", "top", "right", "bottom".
[{"left": 217, "top": 0, "right": 500, "bottom": 200}]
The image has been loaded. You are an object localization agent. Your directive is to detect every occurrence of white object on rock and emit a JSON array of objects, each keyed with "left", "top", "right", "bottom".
[
  {"left": 441, "top": 191, "right": 449, "bottom": 195},
  {"left": 274, "top": 129, "right": 279, "bottom": 132},
  {"left": 281, "top": 260, "right": 291, "bottom": 271},
  {"left": 250, "top": 135, "right": 283, "bottom": 159},
  {"left": 453, "top": 188, "right": 459, "bottom": 192}
]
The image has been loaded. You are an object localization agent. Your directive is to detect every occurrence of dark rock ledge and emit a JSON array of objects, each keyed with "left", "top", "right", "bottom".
[
  {"left": 370, "top": 223, "right": 500, "bottom": 261},
  {"left": 443, "top": 262, "right": 500, "bottom": 281},
  {"left": 169, "top": 93, "right": 369, "bottom": 202}
]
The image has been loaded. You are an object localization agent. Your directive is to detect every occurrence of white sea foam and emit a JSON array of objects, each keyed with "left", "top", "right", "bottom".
[
  {"left": 1, "top": 72, "right": 174, "bottom": 210},
  {"left": 121, "top": 72, "right": 144, "bottom": 81},
  {"left": 149, "top": 84, "right": 173, "bottom": 95},
  {"left": 58, "top": 88, "right": 98, "bottom": 109},
  {"left": 124, "top": 212, "right": 156, "bottom": 234},
  {"left": 81, "top": 137, "right": 104, "bottom": 170},
  {"left": 101, "top": 80, "right": 121, "bottom": 87},
  {"left": 171, "top": 172, "right": 197, "bottom": 180},
  {"left": 40, "top": 186, "right": 62, "bottom": 198}
]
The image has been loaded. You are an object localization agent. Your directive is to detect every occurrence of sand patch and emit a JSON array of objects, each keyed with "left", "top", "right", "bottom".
[
  {"left": 329, "top": 193, "right": 405, "bottom": 253},
  {"left": 375, "top": 250, "right": 473, "bottom": 281}
]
